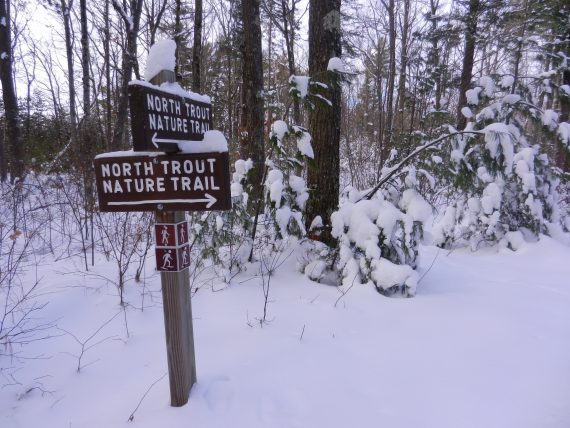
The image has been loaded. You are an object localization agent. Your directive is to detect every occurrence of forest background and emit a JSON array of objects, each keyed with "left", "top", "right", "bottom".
[{"left": 1, "top": 0, "right": 570, "bottom": 370}]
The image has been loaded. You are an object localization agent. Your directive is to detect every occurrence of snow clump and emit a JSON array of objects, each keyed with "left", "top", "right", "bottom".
[
  {"left": 327, "top": 57, "right": 346, "bottom": 73},
  {"left": 289, "top": 75, "right": 310, "bottom": 99},
  {"left": 144, "top": 39, "right": 176, "bottom": 82}
]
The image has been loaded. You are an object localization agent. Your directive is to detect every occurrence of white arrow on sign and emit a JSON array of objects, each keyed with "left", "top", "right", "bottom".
[
  {"left": 152, "top": 132, "right": 194, "bottom": 148},
  {"left": 108, "top": 193, "right": 218, "bottom": 208}
]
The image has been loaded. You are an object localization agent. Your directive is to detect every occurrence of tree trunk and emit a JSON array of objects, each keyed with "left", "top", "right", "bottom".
[
  {"left": 61, "top": 0, "right": 78, "bottom": 152},
  {"left": 456, "top": 0, "right": 480, "bottom": 129},
  {"left": 306, "top": 0, "right": 342, "bottom": 243},
  {"left": 111, "top": 0, "right": 143, "bottom": 151},
  {"left": 174, "top": 0, "right": 182, "bottom": 79},
  {"left": 429, "top": 0, "right": 442, "bottom": 110},
  {"left": 383, "top": 0, "right": 396, "bottom": 161},
  {"left": 511, "top": 0, "right": 529, "bottom": 94},
  {"left": 104, "top": 0, "right": 112, "bottom": 149},
  {"left": 281, "top": 0, "right": 300, "bottom": 124},
  {"left": 396, "top": 0, "right": 410, "bottom": 135},
  {"left": 0, "top": 0, "right": 23, "bottom": 181},
  {"left": 192, "top": 0, "right": 203, "bottom": 93},
  {"left": 239, "top": 0, "right": 265, "bottom": 202},
  {"left": 80, "top": 0, "right": 90, "bottom": 120}
]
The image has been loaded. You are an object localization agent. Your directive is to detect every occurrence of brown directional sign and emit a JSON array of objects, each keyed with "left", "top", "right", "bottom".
[
  {"left": 94, "top": 152, "right": 231, "bottom": 212},
  {"left": 129, "top": 82, "right": 213, "bottom": 152}
]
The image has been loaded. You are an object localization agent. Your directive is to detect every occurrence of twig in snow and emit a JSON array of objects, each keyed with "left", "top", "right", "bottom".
[
  {"left": 58, "top": 311, "right": 122, "bottom": 372},
  {"left": 127, "top": 373, "right": 168, "bottom": 422},
  {"left": 334, "top": 274, "right": 358, "bottom": 308},
  {"left": 418, "top": 248, "right": 441, "bottom": 284}
]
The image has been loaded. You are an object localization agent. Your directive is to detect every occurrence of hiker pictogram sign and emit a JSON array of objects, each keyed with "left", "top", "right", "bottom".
[
  {"left": 155, "top": 221, "right": 189, "bottom": 247},
  {"left": 155, "top": 221, "right": 191, "bottom": 272},
  {"left": 155, "top": 245, "right": 190, "bottom": 272}
]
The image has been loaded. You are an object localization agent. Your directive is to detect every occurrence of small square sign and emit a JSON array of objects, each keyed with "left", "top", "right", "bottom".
[
  {"left": 177, "top": 245, "right": 191, "bottom": 270},
  {"left": 177, "top": 222, "right": 189, "bottom": 245},
  {"left": 155, "top": 224, "right": 177, "bottom": 247},
  {"left": 156, "top": 247, "right": 179, "bottom": 271},
  {"left": 155, "top": 243, "right": 190, "bottom": 272},
  {"left": 155, "top": 221, "right": 189, "bottom": 248}
]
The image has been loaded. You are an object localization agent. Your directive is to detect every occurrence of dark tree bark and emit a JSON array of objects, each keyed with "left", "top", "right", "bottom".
[
  {"left": 510, "top": 0, "right": 529, "bottom": 94},
  {"left": 456, "top": 0, "right": 480, "bottom": 129},
  {"left": 61, "top": 0, "right": 78, "bottom": 150},
  {"left": 396, "top": 0, "right": 410, "bottom": 135},
  {"left": 80, "top": 0, "right": 90, "bottom": 120},
  {"left": 263, "top": 0, "right": 301, "bottom": 123},
  {"left": 305, "top": 0, "right": 342, "bottom": 243},
  {"left": 147, "top": 0, "right": 168, "bottom": 46},
  {"left": 174, "top": 0, "right": 182, "bottom": 79},
  {"left": 0, "top": 0, "right": 23, "bottom": 181},
  {"left": 239, "top": 0, "right": 265, "bottom": 201},
  {"left": 192, "top": 0, "right": 203, "bottom": 93},
  {"left": 383, "top": 0, "right": 396, "bottom": 162},
  {"left": 429, "top": 0, "right": 442, "bottom": 110},
  {"left": 111, "top": 0, "right": 144, "bottom": 151},
  {"left": 104, "top": 0, "right": 112, "bottom": 149}
]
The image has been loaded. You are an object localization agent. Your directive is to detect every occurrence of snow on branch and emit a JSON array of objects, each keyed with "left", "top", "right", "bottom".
[
  {"left": 111, "top": 0, "right": 135, "bottom": 31},
  {"left": 362, "top": 131, "right": 483, "bottom": 201}
]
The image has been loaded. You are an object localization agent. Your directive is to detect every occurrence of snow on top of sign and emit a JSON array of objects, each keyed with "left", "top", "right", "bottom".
[
  {"left": 144, "top": 39, "right": 176, "bottom": 82},
  {"left": 178, "top": 130, "right": 228, "bottom": 153},
  {"left": 129, "top": 80, "right": 211, "bottom": 104},
  {"left": 95, "top": 150, "right": 164, "bottom": 159}
]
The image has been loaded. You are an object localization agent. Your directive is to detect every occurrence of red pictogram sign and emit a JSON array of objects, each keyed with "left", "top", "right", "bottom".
[
  {"left": 155, "top": 245, "right": 190, "bottom": 272},
  {"left": 155, "top": 221, "right": 188, "bottom": 247},
  {"left": 155, "top": 221, "right": 191, "bottom": 272}
]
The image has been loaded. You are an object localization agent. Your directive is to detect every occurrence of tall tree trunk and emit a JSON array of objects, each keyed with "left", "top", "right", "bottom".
[
  {"left": 239, "top": 0, "right": 265, "bottom": 201},
  {"left": 80, "top": 0, "right": 90, "bottom": 120},
  {"left": 104, "top": 0, "right": 112, "bottom": 149},
  {"left": 0, "top": 0, "right": 23, "bottom": 181},
  {"left": 510, "top": 0, "right": 529, "bottom": 94},
  {"left": 281, "top": 0, "right": 300, "bottom": 124},
  {"left": 383, "top": 0, "right": 396, "bottom": 162},
  {"left": 396, "top": 0, "right": 410, "bottom": 135},
  {"left": 192, "top": 0, "right": 202, "bottom": 93},
  {"left": 149, "top": 0, "right": 168, "bottom": 46},
  {"left": 174, "top": 0, "right": 182, "bottom": 79},
  {"left": 375, "top": 44, "right": 384, "bottom": 181},
  {"left": 456, "top": 0, "right": 480, "bottom": 129},
  {"left": 61, "top": 0, "right": 78, "bottom": 151},
  {"left": 429, "top": 0, "right": 442, "bottom": 110},
  {"left": 306, "top": 0, "right": 342, "bottom": 243},
  {"left": 557, "top": 28, "right": 570, "bottom": 172},
  {"left": 111, "top": 0, "right": 143, "bottom": 151}
]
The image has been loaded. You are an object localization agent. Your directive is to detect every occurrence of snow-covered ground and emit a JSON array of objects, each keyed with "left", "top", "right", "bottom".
[{"left": 1, "top": 236, "right": 569, "bottom": 428}]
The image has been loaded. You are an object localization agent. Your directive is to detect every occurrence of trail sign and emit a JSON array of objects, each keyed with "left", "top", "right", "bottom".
[
  {"left": 155, "top": 221, "right": 191, "bottom": 272},
  {"left": 129, "top": 82, "right": 213, "bottom": 152},
  {"left": 155, "top": 221, "right": 189, "bottom": 247},
  {"left": 155, "top": 245, "right": 191, "bottom": 272},
  {"left": 94, "top": 152, "right": 231, "bottom": 212}
]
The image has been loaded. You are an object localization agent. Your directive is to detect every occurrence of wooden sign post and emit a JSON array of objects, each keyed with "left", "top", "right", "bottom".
[
  {"left": 150, "top": 70, "right": 195, "bottom": 408},
  {"left": 93, "top": 68, "right": 231, "bottom": 407}
]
